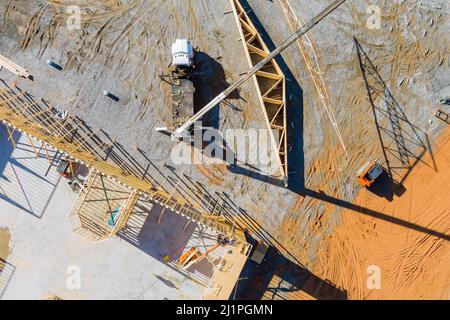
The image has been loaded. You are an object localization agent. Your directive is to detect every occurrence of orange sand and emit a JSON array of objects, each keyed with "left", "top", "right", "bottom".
[{"left": 315, "top": 128, "right": 450, "bottom": 299}]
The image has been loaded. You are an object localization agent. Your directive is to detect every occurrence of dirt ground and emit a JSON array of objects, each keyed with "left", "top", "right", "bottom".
[
  {"left": 313, "top": 127, "right": 450, "bottom": 299},
  {"left": 0, "top": 0, "right": 449, "bottom": 299}
]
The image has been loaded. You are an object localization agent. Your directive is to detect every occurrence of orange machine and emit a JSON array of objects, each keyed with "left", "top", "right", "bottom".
[
  {"left": 357, "top": 161, "right": 384, "bottom": 187},
  {"left": 177, "top": 244, "right": 219, "bottom": 270},
  {"left": 56, "top": 158, "right": 75, "bottom": 178},
  {"left": 177, "top": 234, "right": 231, "bottom": 269}
]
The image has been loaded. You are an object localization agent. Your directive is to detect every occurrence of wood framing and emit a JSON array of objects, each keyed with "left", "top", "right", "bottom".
[
  {"left": 202, "top": 241, "right": 252, "bottom": 300},
  {"left": 0, "top": 85, "right": 246, "bottom": 243},
  {"left": 0, "top": 54, "right": 31, "bottom": 79},
  {"left": 278, "top": 0, "right": 347, "bottom": 154},
  {"left": 68, "top": 171, "right": 140, "bottom": 242},
  {"left": 230, "top": 0, "right": 288, "bottom": 182}
]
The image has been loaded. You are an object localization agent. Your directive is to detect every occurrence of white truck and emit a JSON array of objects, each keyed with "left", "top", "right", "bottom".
[
  {"left": 158, "top": 39, "right": 195, "bottom": 131},
  {"left": 171, "top": 39, "right": 194, "bottom": 68}
]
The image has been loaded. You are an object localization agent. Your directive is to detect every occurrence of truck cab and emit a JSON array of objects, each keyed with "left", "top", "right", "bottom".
[
  {"left": 171, "top": 39, "right": 194, "bottom": 68},
  {"left": 357, "top": 161, "right": 384, "bottom": 187}
]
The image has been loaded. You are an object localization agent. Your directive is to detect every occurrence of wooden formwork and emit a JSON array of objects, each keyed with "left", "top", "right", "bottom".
[
  {"left": 0, "top": 85, "right": 246, "bottom": 243},
  {"left": 230, "top": 0, "right": 288, "bottom": 182}
]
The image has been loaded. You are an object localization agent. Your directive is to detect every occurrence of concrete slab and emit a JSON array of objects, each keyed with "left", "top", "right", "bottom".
[{"left": 0, "top": 125, "right": 228, "bottom": 299}]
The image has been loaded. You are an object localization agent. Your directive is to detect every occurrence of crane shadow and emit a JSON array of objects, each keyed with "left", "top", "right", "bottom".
[
  {"left": 210, "top": 4, "right": 449, "bottom": 242},
  {"left": 355, "top": 37, "right": 434, "bottom": 187},
  {"left": 1, "top": 35, "right": 448, "bottom": 302}
]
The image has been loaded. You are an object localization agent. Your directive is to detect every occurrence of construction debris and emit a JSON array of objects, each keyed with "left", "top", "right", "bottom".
[
  {"left": 46, "top": 59, "right": 62, "bottom": 71},
  {"left": 0, "top": 54, "right": 32, "bottom": 79},
  {"left": 103, "top": 90, "right": 120, "bottom": 102}
]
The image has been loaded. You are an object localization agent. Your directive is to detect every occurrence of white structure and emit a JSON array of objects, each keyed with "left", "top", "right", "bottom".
[{"left": 171, "top": 39, "right": 194, "bottom": 68}]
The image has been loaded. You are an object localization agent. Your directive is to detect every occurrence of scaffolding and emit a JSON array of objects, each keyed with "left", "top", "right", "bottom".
[
  {"left": 230, "top": 0, "right": 288, "bottom": 182},
  {"left": 0, "top": 84, "right": 246, "bottom": 243}
]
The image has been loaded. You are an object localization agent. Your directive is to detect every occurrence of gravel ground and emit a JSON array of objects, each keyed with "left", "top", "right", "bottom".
[{"left": 0, "top": 0, "right": 448, "bottom": 291}]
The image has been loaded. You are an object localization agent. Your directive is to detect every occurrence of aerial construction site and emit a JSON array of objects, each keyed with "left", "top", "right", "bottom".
[{"left": 0, "top": 0, "right": 449, "bottom": 301}]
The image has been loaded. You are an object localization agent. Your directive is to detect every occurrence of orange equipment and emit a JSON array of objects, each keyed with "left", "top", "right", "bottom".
[
  {"left": 357, "top": 161, "right": 384, "bottom": 187},
  {"left": 56, "top": 158, "right": 75, "bottom": 178},
  {"left": 177, "top": 234, "right": 232, "bottom": 269},
  {"left": 177, "top": 244, "right": 220, "bottom": 270}
]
